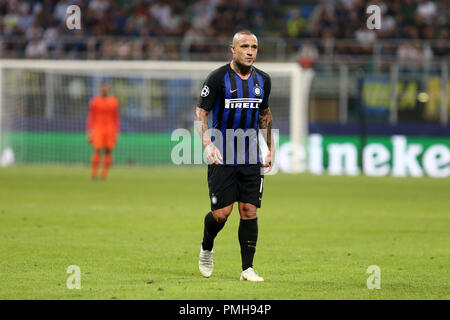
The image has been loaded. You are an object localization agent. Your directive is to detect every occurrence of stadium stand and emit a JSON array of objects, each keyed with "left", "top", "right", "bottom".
[
  {"left": 0, "top": 0, "right": 447, "bottom": 64},
  {"left": 0, "top": 0, "right": 448, "bottom": 135}
]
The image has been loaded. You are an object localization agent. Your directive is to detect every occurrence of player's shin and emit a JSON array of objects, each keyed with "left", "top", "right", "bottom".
[
  {"left": 238, "top": 218, "right": 258, "bottom": 270},
  {"left": 101, "top": 152, "right": 112, "bottom": 178},
  {"left": 202, "top": 212, "right": 226, "bottom": 251},
  {"left": 91, "top": 151, "right": 100, "bottom": 178}
]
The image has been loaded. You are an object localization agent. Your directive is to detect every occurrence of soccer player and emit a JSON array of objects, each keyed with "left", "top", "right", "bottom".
[
  {"left": 87, "top": 82, "right": 120, "bottom": 180},
  {"left": 195, "top": 30, "right": 274, "bottom": 282}
]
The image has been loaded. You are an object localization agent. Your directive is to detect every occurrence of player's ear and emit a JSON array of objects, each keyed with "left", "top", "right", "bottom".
[{"left": 230, "top": 45, "right": 235, "bottom": 54}]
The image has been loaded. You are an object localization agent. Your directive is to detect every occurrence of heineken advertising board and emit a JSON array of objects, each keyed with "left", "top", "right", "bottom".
[
  {"left": 2, "top": 132, "right": 449, "bottom": 179},
  {"left": 277, "top": 134, "right": 449, "bottom": 178}
]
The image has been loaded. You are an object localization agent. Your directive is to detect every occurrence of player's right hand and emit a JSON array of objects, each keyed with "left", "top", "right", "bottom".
[{"left": 204, "top": 142, "right": 223, "bottom": 165}]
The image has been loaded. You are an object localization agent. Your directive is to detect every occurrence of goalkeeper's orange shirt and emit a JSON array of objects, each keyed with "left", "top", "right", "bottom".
[
  {"left": 87, "top": 95, "right": 120, "bottom": 148},
  {"left": 87, "top": 95, "right": 120, "bottom": 133}
]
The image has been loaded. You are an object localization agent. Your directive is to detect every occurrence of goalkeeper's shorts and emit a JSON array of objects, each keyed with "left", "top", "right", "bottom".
[
  {"left": 91, "top": 129, "right": 117, "bottom": 150},
  {"left": 207, "top": 164, "right": 264, "bottom": 211}
]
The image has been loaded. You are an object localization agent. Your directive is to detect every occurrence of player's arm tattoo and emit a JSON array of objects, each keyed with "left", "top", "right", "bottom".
[
  {"left": 194, "top": 107, "right": 212, "bottom": 147},
  {"left": 258, "top": 107, "right": 273, "bottom": 150}
]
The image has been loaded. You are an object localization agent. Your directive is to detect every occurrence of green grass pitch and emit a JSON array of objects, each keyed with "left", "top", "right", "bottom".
[{"left": 0, "top": 166, "right": 448, "bottom": 300}]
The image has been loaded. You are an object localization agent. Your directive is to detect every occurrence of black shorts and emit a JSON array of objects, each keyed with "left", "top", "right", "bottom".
[{"left": 207, "top": 164, "right": 264, "bottom": 211}]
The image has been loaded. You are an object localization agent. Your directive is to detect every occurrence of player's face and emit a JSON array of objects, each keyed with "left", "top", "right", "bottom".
[
  {"left": 231, "top": 34, "right": 258, "bottom": 67},
  {"left": 100, "top": 83, "right": 109, "bottom": 96}
]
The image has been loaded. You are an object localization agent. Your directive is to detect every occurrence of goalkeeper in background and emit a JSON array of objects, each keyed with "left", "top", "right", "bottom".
[{"left": 86, "top": 82, "right": 120, "bottom": 180}]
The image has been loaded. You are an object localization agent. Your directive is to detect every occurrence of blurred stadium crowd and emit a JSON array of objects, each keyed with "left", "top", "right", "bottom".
[
  {"left": 0, "top": 0, "right": 269, "bottom": 60},
  {"left": 0, "top": 0, "right": 448, "bottom": 64},
  {"left": 297, "top": 0, "right": 449, "bottom": 67}
]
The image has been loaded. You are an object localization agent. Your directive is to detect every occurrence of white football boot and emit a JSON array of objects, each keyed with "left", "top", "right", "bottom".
[
  {"left": 240, "top": 267, "right": 264, "bottom": 282},
  {"left": 198, "top": 246, "right": 214, "bottom": 278}
]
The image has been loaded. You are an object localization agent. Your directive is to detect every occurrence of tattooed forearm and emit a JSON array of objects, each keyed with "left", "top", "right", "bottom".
[
  {"left": 194, "top": 107, "right": 211, "bottom": 147},
  {"left": 258, "top": 108, "right": 273, "bottom": 150},
  {"left": 258, "top": 108, "right": 272, "bottom": 129}
]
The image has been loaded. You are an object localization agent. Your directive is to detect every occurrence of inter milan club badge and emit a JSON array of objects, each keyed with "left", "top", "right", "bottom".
[{"left": 254, "top": 86, "right": 261, "bottom": 96}]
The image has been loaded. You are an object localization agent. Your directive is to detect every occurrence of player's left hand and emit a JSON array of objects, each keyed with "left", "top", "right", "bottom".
[
  {"left": 204, "top": 142, "right": 223, "bottom": 165},
  {"left": 87, "top": 132, "right": 93, "bottom": 144},
  {"left": 264, "top": 151, "right": 273, "bottom": 174}
]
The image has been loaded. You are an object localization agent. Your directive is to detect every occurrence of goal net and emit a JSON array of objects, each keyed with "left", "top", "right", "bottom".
[{"left": 0, "top": 60, "right": 309, "bottom": 170}]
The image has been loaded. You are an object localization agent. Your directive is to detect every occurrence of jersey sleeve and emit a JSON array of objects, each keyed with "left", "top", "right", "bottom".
[
  {"left": 87, "top": 98, "right": 96, "bottom": 132},
  {"left": 114, "top": 98, "right": 120, "bottom": 132},
  {"left": 260, "top": 74, "right": 271, "bottom": 110},
  {"left": 198, "top": 70, "right": 221, "bottom": 112}
]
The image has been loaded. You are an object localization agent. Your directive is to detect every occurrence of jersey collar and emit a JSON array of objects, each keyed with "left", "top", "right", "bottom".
[{"left": 228, "top": 63, "right": 254, "bottom": 80}]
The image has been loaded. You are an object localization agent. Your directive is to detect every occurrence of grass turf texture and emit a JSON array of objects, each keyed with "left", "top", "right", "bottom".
[{"left": 0, "top": 166, "right": 448, "bottom": 300}]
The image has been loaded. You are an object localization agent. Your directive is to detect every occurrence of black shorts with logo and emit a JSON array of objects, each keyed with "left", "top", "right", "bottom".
[{"left": 207, "top": 164, "right": 264, "bottom": 211}]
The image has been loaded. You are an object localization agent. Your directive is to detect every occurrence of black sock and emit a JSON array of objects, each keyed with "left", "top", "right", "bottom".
[
  {"left": 238, "top": 218, "right": 258, "bottom": 271},
  {"left": 202, "top": 212, "right": 225, "bottom": 251}
]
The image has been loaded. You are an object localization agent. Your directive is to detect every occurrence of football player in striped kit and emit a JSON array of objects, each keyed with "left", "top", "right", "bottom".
[{"left": 195, "top": 30, "right": 274, "bottom": 282}]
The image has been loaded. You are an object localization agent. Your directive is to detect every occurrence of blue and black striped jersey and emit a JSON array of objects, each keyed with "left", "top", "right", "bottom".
[{"left": 198, "top": 63, "right": 271, "bottom": 166}]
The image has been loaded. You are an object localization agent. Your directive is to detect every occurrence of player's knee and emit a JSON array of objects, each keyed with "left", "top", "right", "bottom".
[
  {"left": 213, "top": 207, "right": 232, "bottom": 223},
  {"left": 240, "top": 203, "right": 257, "bottom": 220}
]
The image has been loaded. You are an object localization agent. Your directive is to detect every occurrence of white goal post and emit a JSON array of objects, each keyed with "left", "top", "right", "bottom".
[{"left": 0, "top": 60, "right": 312, "bottom": 171}]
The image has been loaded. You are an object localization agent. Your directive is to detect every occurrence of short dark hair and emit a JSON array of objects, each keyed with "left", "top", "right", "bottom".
[
  {"left": 232, "top": 30, "right": 256, "bottom": 45},
  {"left": 235, "top": 29, "right": 254, "bottom": 36}
]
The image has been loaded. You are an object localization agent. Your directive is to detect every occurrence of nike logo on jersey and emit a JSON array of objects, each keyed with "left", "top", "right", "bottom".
[{"left": 229, "top": 89, "right": 238, "bottom": 93}]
